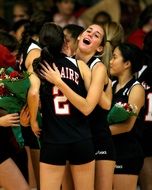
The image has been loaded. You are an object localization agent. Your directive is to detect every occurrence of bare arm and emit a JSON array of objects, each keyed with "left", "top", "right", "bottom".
[
  {"left": 26, "top": 49, "right": 41, "bottom": 136},
  {"left": 41, "top": 61, "right": 106, "bottom": 115},
  {"left": 110, "top": 84, "right": 145, "bottom": 135},
  {"left": 98, "top": 78, "right": 112, "bottom": 110},
  {"left": 27, "top": 71, "right": 41, "bottom": 137}
]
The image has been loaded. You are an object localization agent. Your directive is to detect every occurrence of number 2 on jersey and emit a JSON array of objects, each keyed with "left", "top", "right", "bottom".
[{"left": 53, "top": 86, "right": 70, "bottom": 115}]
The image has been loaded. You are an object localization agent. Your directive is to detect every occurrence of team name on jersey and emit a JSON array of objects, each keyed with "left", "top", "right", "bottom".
[{"left": 60, "top": 66, "right": 79, "bottom": 85}]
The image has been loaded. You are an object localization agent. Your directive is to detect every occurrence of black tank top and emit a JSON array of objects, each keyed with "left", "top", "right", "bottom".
[
  {"left": 18, "top": 39, "right": 41, "bottom": 72},
  {"left": 87, "top": 56, "right": 112, "bottom": 136},
  {"left": 40, "top": 55, "right": 91, "bottom": 144},
  {"left": 138, "top": 65, "right": 152, "bottom": 129},
  {"left": 112, "top": 78, "right": 144, "bottom": 159}
]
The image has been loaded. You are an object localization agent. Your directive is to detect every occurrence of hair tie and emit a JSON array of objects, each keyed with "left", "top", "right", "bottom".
[{"left": 106, "top": 40, "right": 111, "bottom": 43}]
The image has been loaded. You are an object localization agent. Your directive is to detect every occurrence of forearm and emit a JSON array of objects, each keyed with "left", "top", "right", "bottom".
[
  {"left": 27, "top": 87, "right": 39, "bottom": 123},
  {"left": 109, "top": 117, "right": 135, "bottom": 135},
  {"left": 99, "top": 92, "right": 112, "bottom": 110},
  {"left": 56, "top": 80, "right": 93, "bottom": 116},
  {"left": 27, "top": 74, "right": 40, "bottom": 124}
]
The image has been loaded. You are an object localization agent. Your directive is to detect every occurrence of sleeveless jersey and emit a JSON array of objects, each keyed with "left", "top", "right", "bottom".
[
  {"left": 87, "top": 56, "right": 112, "bottom": 137},
  {"left": 112, "top": 78, "right": 144, "bottom": 159},
  {"left": 17, "top": 39, "right": 41, "bottom": 148},
  {"left": 40, "top": 55, "right": 91, "bottom": 144},
  {"left": 138, "top": 65, "right": 152, "bottom": 128},
  {"left": 138, "top": 65, "right": 152, "bottom": 156},
  {"left": 18, "top": 39, "right": 41, "bottom": 71}
]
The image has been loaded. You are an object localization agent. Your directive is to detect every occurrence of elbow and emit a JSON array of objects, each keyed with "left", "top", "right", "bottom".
[
  {"left": 100, "top": 100, "right": 112, "bottom": 110},
  {"left": 82, "top": 107, "right": 93, "bottom": 116},
  {"left": 83, "top": 110, "right": 90, "bottom": 116},
  {"left": 28, "top": 88, "right": 39, "bottom": 99},
  {"left": 105, "top": 102, "right": 112, "bottom": 110},
  {"left": 126, "top": 126, "right": 132, "bottom": 132}
]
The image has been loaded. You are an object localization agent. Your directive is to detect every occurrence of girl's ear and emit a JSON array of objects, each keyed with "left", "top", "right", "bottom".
[
  {"left": 124, "top": 60, "right": 131, "bottom": 69},
  {"left": 96, "top": 46, "right": 103, "bottom": 53}
]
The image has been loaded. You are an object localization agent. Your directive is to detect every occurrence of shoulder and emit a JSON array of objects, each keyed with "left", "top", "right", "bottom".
[
  {"left": 129, "top": 82, "right": 145, "bottom": 98},
  {"left": 131, "top": 82, "right": 144, "bottom": 92},
  {"left": 26, "top": 48, "right": 41, "bottom": 62},
  {"left": 92, "top": 60, "right": 107, "bottom": 75},
  {"left": 27, "top": 43, "right": 41, "bottom": 54},
  {"left": 77, "top": 59, "right": 89, "bottom": 71},
  {"left": 77, "top": 59, "right": 91, "bottom": 80}
]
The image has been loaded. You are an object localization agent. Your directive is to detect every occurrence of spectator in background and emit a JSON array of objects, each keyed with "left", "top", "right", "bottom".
[
  {"left": 53, "top": 0, "right": 85, "bottom": 28},
  {"left": 120, "top": 0, "right": 142, "bottom": 40},
  {"left": 80, "top": 0, "right": 120, "bottom": 27},
  {"left": 0, "top": 31, "right": 18, "bottom": 54},
  {"left": 12, "top": 0, "right": 33, "bottom": 23},
  {"left": 92, "top": 11, "right": 112, "bottom": 26},
  {"left": 11, "top": 19, "right": 30, "bottom": 43},
  {"left": 127, "top": 4, "right": 152, "bottom": 49}
]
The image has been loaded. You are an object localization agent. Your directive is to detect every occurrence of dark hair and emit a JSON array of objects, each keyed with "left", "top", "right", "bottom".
[
  {"left": 0, "top": 31, "right": 18, "bottom": 52},
  {"left": 142, "top": 31, "right": 152, "bottom": 69},
  {"left": 138, "top": 31, "right": 152, "bottom": 85},
  {"left": 39, "top": 22, "right": 64, "bottom": 54},
  {"left": 33, "top": 23, "right": 64, "bottom": 79},
  {"left": 117, "top": 43, "right": 143, "bottom": 74},
  {"left": 11, "top": 19, "right": 29, "bottom": 32},
  {"left": 138, "top": 4, "right": 152, "bottom": 28},
  {"left": 143, "top": 31, "right": 152, "bottom": 58},
  {"left": 33, "top": 47, "right": 54, "bottom": 79},
  {"left": 63, "top": 24, "right": 84, "bottom": 39},
  {"left": 0, "top": 17, "right": 10, "bottom": 32}
]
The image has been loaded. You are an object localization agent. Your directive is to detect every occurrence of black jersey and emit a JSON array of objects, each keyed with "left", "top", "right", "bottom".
[
  {"left": 87, "top": 57, "right": 112, "bottom": 137},
  {"left": 40, "top": 55, "right": 91, "bottom": 144},
  {"left": 138, "top": 65, "right": 152, "bottom": 127},
  {"left": 112, "top": 78, "right": 144, "bottom": 159},
  {"left": 17, "top": 39, "right": 41, "bottom": 149},
  {"left": 138, "top": 65, "right": 152, "bottom": 156},
  {"left": 18, "top": 39, "right": 41, "bottom": 71}
]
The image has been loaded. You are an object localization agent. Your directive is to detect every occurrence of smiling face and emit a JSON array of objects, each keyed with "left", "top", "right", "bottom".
[{"left": 77, "top": 24, "right": 104, "bottom": 55}]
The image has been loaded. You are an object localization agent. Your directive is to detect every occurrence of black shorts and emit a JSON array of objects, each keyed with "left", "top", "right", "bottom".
[
  {"left": 114, "top": 157, "right": 144, "bottom": 175},
  {"left": 0, "top": 127, "right": 18, "bottom": 164},
  {"left": 40, "top": 139, "right": 95, "bottom": 165},
  {"left": 93, "top": 134, "right": 116, "bottom": 161},
  {"left": 22, "top": 126, "right": 40, "bottom": 149}
]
